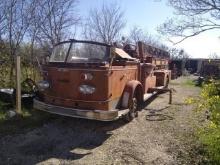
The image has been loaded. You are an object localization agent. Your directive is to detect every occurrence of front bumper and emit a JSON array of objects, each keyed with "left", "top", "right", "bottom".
[{"left": 33, "top": 99, "right": 128, "bottom": 121}]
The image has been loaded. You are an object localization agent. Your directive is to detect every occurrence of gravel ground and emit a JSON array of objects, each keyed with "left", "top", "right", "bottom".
[{"left": 0, "top": 76, "right": 205, "bottom": 165}]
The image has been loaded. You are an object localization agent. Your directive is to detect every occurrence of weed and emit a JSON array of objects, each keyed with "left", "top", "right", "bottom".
[{"left": 197, "top": 126, "right": 220, "bottom": 164}]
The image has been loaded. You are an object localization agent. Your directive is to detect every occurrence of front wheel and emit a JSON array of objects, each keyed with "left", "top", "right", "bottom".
[{"left": 123, "top": 97, "right": 139, "bottom": 122}]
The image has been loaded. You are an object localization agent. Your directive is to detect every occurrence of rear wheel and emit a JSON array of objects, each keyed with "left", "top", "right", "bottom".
[{"left": 123, "top": 96, "right": 139, "bottom": 122}]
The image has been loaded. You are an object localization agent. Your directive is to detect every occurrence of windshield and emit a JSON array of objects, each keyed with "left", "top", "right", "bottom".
[
  {"left": 49, "top": 42, "right": 109, "bottom": 63},
  {"left": 50, "top": 43, "right": 70, "bottom": 62}
]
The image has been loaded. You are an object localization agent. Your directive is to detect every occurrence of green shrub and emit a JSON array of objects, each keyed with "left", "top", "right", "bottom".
[
  {"left": 186, "top": 80, "right": 220, "bottom": 124},
  {"left": 186, "top": 80, "right": 220, "bottom": 163},
  {"left": 200, "top": 81, "right": 220, "bottom": 125}
]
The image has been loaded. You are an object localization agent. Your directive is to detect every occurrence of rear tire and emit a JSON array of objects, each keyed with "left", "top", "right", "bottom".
[{"left": 123, "top": 97, "right": 139, "bottom": 122}]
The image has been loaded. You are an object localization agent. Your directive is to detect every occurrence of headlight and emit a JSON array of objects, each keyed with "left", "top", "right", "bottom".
[
  {"left": 37, "top": 80, "right": 50, "bottom": 91},
  {"left": 79, "top": 85, "right": 95, "bottom": 94}
]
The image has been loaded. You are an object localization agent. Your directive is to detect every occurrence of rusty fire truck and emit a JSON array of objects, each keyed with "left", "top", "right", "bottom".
[{"left": 34, "top": 39, "right": 171, "bottom": 121}]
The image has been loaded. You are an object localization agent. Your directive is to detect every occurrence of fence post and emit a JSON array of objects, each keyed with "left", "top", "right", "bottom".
[{"left": 16, "top": 54, "right": 21, "bottom": 114}]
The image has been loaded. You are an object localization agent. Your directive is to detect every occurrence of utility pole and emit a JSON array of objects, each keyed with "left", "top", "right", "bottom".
[{"left": 15, "top": 54, "right": 21, "bottom": 114}]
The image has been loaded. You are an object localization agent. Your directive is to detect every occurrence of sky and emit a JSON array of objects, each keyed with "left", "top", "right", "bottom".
[{"left": 77, "top": 0, "right": 220, "bottom": 58}]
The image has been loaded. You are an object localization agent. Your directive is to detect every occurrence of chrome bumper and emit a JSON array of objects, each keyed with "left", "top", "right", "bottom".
[{"left": 33, "top": 99, "right": 128, "bottom": 121}]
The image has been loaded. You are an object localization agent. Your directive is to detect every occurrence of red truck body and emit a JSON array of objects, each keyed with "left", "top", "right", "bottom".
[{"left": 34, "top": 39, "right": 171, "bottom": 121}]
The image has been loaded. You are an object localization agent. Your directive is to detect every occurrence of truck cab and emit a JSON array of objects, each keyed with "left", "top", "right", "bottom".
[{"left": 34, "top": 39, "right": 171, "bottom": 121}]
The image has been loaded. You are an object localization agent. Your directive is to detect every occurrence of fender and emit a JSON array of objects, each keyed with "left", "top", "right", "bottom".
[{"left": 121, "top": 80, "right": 143, "bottom": 108}]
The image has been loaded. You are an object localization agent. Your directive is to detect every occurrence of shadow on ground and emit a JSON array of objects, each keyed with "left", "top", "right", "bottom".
[
  {"left": 0, "top": 91, "right": 173, "bottom": 164},
  {"left": 0, "top": 114, "right": 127, "bottom": 165},
  {"left": 141, "top": 92, "right": 174, "bottom": 121}
]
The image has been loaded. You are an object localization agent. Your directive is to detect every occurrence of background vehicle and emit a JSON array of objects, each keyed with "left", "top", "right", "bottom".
[{"left": 34, "top": 39, "right": 171, "bottom": 121}]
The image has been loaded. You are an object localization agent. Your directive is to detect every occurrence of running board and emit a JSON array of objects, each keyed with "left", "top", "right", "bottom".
[{"left": 143, "top": 92, "right": 157, "bottom": 102}]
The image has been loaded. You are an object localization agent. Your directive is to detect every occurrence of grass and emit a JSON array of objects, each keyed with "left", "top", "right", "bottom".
[
  {"left": 169, "top": 76, "right": 198, "bottom": 87},
  {"left": 183, "top": 79, "right": 196, "bottom": 87},
  {"left": 0, "top": 101, "right": 11, "bottom": 120},
  {"left": 169, "top": 81, "right": 180, "bottom": 86},
  {"left": 0, "top": 100, "right": 56, "bottom": 136},
  {"left": 197, "top": 126, "right": 220, "bottom": 164}
]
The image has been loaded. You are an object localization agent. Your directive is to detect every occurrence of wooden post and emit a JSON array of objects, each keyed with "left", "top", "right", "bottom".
[
  {"left": 16, "top": 55, "right": 22, "bottom": 114},
  {"left": 169, "top": 90, "right": 172, "bottom": 104}
]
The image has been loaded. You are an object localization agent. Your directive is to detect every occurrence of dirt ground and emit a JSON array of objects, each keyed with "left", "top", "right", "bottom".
[{"left": 0, "top": 76, "right": 205, "bottom": 165}]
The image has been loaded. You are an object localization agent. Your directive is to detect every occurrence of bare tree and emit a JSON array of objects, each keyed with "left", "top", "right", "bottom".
[
  {"left": 129, "top": 26, "right": 155, "bottom": 44},
  {"left": 0, "top": 3, "right": 6, "bottom": 41},
  {"left": 0, "top": 0, "right": 80, "bottom": 86},
  {"left": 129, "top": 26, "right": 145, "bottom": 43},
  {"left": 158, "top": 0, "right": 220, "bottom": 44},
  {"left": 35, "top": 0, "right": 80, "bottom": 46},
  {"left": 129, "top": 26, "right": 190, "bottom": 59},
  {"left": 169, "top": 48, "right": 190, "bottom": 59},
  {"left": 209, "top": 53, "right": 220, "bottom": 59},
  {"left": 129, "top": 26, "right": 169, "bottom": 51},
  {"left": 3, "top": 0, "right": 37, "bottom": 84},
  {"left": 4, "top": 0, "right": 37, "bottom": 56},
  {"left": 84, "top": 3, "right": 126, "bottom": 44}
]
